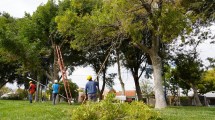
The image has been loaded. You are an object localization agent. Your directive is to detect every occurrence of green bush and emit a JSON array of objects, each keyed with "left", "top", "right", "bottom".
[
  {"left": 16, "top": 88, "right": 28, "bottom": 100},
  {"left": 180, "top": 96, "right": 192, "bottom": 106},
  {"left": 70, "top": 94, "right": 160, "bottom": 120}
]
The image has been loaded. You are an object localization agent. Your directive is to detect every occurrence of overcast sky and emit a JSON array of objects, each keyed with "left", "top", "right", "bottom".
[
  {"left": 1, "top": 0, "right": 214, "bottom": 91},
  {"left": 0, "top": 0, "right": 48, "bottom": 18}
]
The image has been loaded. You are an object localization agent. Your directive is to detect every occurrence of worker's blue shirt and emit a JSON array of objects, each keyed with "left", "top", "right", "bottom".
[
  {"left": 85, "top": 81, "right": 98, "bottom": 94},
  {"left": 52, "top": 83, "right": 59, "bottom": 93}
]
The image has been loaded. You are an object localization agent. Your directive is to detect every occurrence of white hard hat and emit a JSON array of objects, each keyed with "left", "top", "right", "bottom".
[{"left": 54, "top": 80, "right": 58, "bottom": 83}]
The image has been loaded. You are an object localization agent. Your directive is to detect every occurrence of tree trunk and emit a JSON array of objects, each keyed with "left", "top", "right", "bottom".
[
  {"left": 53, "top": 46, "right": 59, "bottom": 82},
  {"left": 116, "top": 50, "right": 125, "bottom": 95},
  {"left": 96, "top": 75, "right": 101, "bottom": 101},
  {"left": 150, "top": 53, "right": 167, "bottom": 109},
  {"left": 191, "top": 84, "right": 202, "bottom": 106},
  {"left": 132, "top": 74, "right": 143, "bottom": 101},
  {"left": 35, "top": 79, "right": 40, "bottom": 102},
  {"left": 40, "top": 85, "right": 43, "bottom": 101},
  {"left": 100, "top": 70, "right": 106, "bottom": 100}
]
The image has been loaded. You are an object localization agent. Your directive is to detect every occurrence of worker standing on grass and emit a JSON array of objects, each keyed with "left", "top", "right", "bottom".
[
  {"left": 85, "top": 75, "right": 99, "bottom": 102},
  {"left": 28, "top": 81, "right": 36, "bottom": 103},
  {"left": 52, "top": 80, "right": 60, "bottom": 105}
]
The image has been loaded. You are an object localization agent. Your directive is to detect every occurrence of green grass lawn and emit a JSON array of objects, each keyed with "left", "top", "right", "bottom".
[
  {"left": 158, "top": 106, "right": 215, "bottom": 120},
  {"left": 0, "top": 100, "right": 74, "bottom": 120},
  {"left": 1, "top": 100, "right": 215, "bottom": 120}
]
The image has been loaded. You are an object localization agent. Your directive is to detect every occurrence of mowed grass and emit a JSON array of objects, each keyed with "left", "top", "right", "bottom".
[
  {"left": 1, "top": 100, "right": 215, "bottom": 120},
  {"left": 0, "top": 100, "right": 74, "bottom": 120},
  {"left": 158, "top": 106, "right": 215, "bottom": 120}
]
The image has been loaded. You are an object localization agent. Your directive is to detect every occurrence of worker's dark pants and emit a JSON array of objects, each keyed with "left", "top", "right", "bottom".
[
  {"left": 29, "top": 94, "right": 33, "bottom": 103},
  {"left": 88, "top": 93, "right": 97, "bottom": 102},
  {"left": 52, "top": 93, "right": 58, "bottom": 105}
]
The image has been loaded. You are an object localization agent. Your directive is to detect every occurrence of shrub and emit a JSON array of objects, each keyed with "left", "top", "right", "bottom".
[
  {"left": 180, "top": 96, "right": 192, "bottom": 106},
  {"left": 70, "top": 94, "right": 160, "bottom": 120},
  {"left": 16, "top": 88, "right": 28, "bottom": 100}
]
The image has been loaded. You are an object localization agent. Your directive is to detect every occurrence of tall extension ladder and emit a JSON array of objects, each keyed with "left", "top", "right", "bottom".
[{"left": 55, "top": 45, "right": 72, "bottom": 104}]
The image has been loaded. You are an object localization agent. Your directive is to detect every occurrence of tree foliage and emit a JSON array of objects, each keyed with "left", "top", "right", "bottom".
[
  {"left": 201, "top": 68, "right": 215, "bottom": 93},
  {"left": 56, "top": 0, "right": 196, "bottom": 109},
  {"left": 48, "top": 80, "right": 79, "bottom": 101},
  {"left": 174, "top": 53, "right": 203, "bottom": 106}
]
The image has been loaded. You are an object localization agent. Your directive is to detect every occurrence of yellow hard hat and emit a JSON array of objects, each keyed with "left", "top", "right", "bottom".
[
  {"left": 29, "top": 81, "right": 32, "bottom": 83},
  {"left": 86, "top": 75, "right": 92, "bottom": 80}
]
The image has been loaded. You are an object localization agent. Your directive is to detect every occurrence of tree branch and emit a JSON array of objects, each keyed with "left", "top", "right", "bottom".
[
  {"left": 140, "top": 0, "right": 152, "bottom": 14},
  {"left": 0, "top": 81, "right": 8, "bottom": 89},
  {"left": 138, "top": 62, "right": 147, "bottom": 79},
  {"left": 132, "top": 41, "right": 149, "bottom": 54},
  {"left": 126, "top": 6, "right": 144, "bottom": 13},
  {"left": 45, "top": 70, "right": 52, "bottom": 80}
]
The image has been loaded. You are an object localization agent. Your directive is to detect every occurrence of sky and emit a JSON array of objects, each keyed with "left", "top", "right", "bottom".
[
  {"left": 1, "top": 0, "right": 215, "bottom": 92},
  {"left": 0, "top": 0, "right": 48, "bottom": 18}
]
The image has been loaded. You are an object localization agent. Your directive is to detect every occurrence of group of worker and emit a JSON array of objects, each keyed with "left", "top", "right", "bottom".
[{"left": 28, "top": 75, "right": 99, "bottom": 104}]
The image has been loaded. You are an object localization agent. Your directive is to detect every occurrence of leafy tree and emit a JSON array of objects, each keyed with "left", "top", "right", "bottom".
[
  {"left": 181, "top": 0, "right": 215, "bottom": 23},
  {"left": 105, "top": 73, "right": 117, "bottom": 89},
  {"left": 200, "top": 68, "right": 215, "bottom": 94},
  {"left": 140, "top": 79, "right": 154, "bottom": 105},
  {"left": 56, "top": 0, "right": 114, "bottom": 100},
  {"left": 207, "top": 58, "right": 215, "bottom": 69},
  {"left": 170, "top": 29, "right": 206, "bottom": 105},
  {"left": 0, "top": 0, "right": 87, "bottom": 101},
  {"left": 163, "top": 65, "right": 178, "bottom": 105},
  {"left": 129, "top": 1, "right": 192, "bottom": 109},
  {"left": 60, "top": 0, "right": 188, "bottom": 108},
  {"left": 121, "top": 41, "right": 149, "bottom": 101},
  {"left": 0, "top": 13, "right": 27, "bottom": 88},
  {"left": 174, "top": 53, "right": 203, "bottom": 106},
  {"left": 56, "top": 0, "right": 214, "bottom": 108}
]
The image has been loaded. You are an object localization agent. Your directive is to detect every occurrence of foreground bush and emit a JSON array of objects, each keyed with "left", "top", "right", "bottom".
[{"left": 70, "top": 94, "right": 160, "bottom": 120}]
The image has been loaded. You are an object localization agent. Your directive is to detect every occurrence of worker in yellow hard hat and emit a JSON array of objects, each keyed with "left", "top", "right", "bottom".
[{"left": 85, "top": 75, "right": 99, "bottom": 102}]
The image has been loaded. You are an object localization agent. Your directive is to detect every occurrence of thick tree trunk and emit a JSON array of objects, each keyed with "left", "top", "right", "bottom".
[
  {"left": 49, "top": 38, "right": 59, "bottom": 83},
  {"left": 150, "top": 53, "right": 167, "bottom": 109},
  {"left": 116, "top": 50, "right": 125, "bottom": 95},
  {"left": 191, "top": 84, "right": 202, "bottom": 106},
  {"left": 53, "top": 47, "right": 59, "bottom": 81}
]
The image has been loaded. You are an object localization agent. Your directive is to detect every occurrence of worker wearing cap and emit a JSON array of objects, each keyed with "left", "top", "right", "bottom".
[
  {"left": 85, "top": 75, "right": 99, "bottom": 102},
  {"left": 52, "top": 80, "right": 60, "bottom": 105},
  {"left": 28, "top": 81, "right": 36, "bottom": 103}
]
